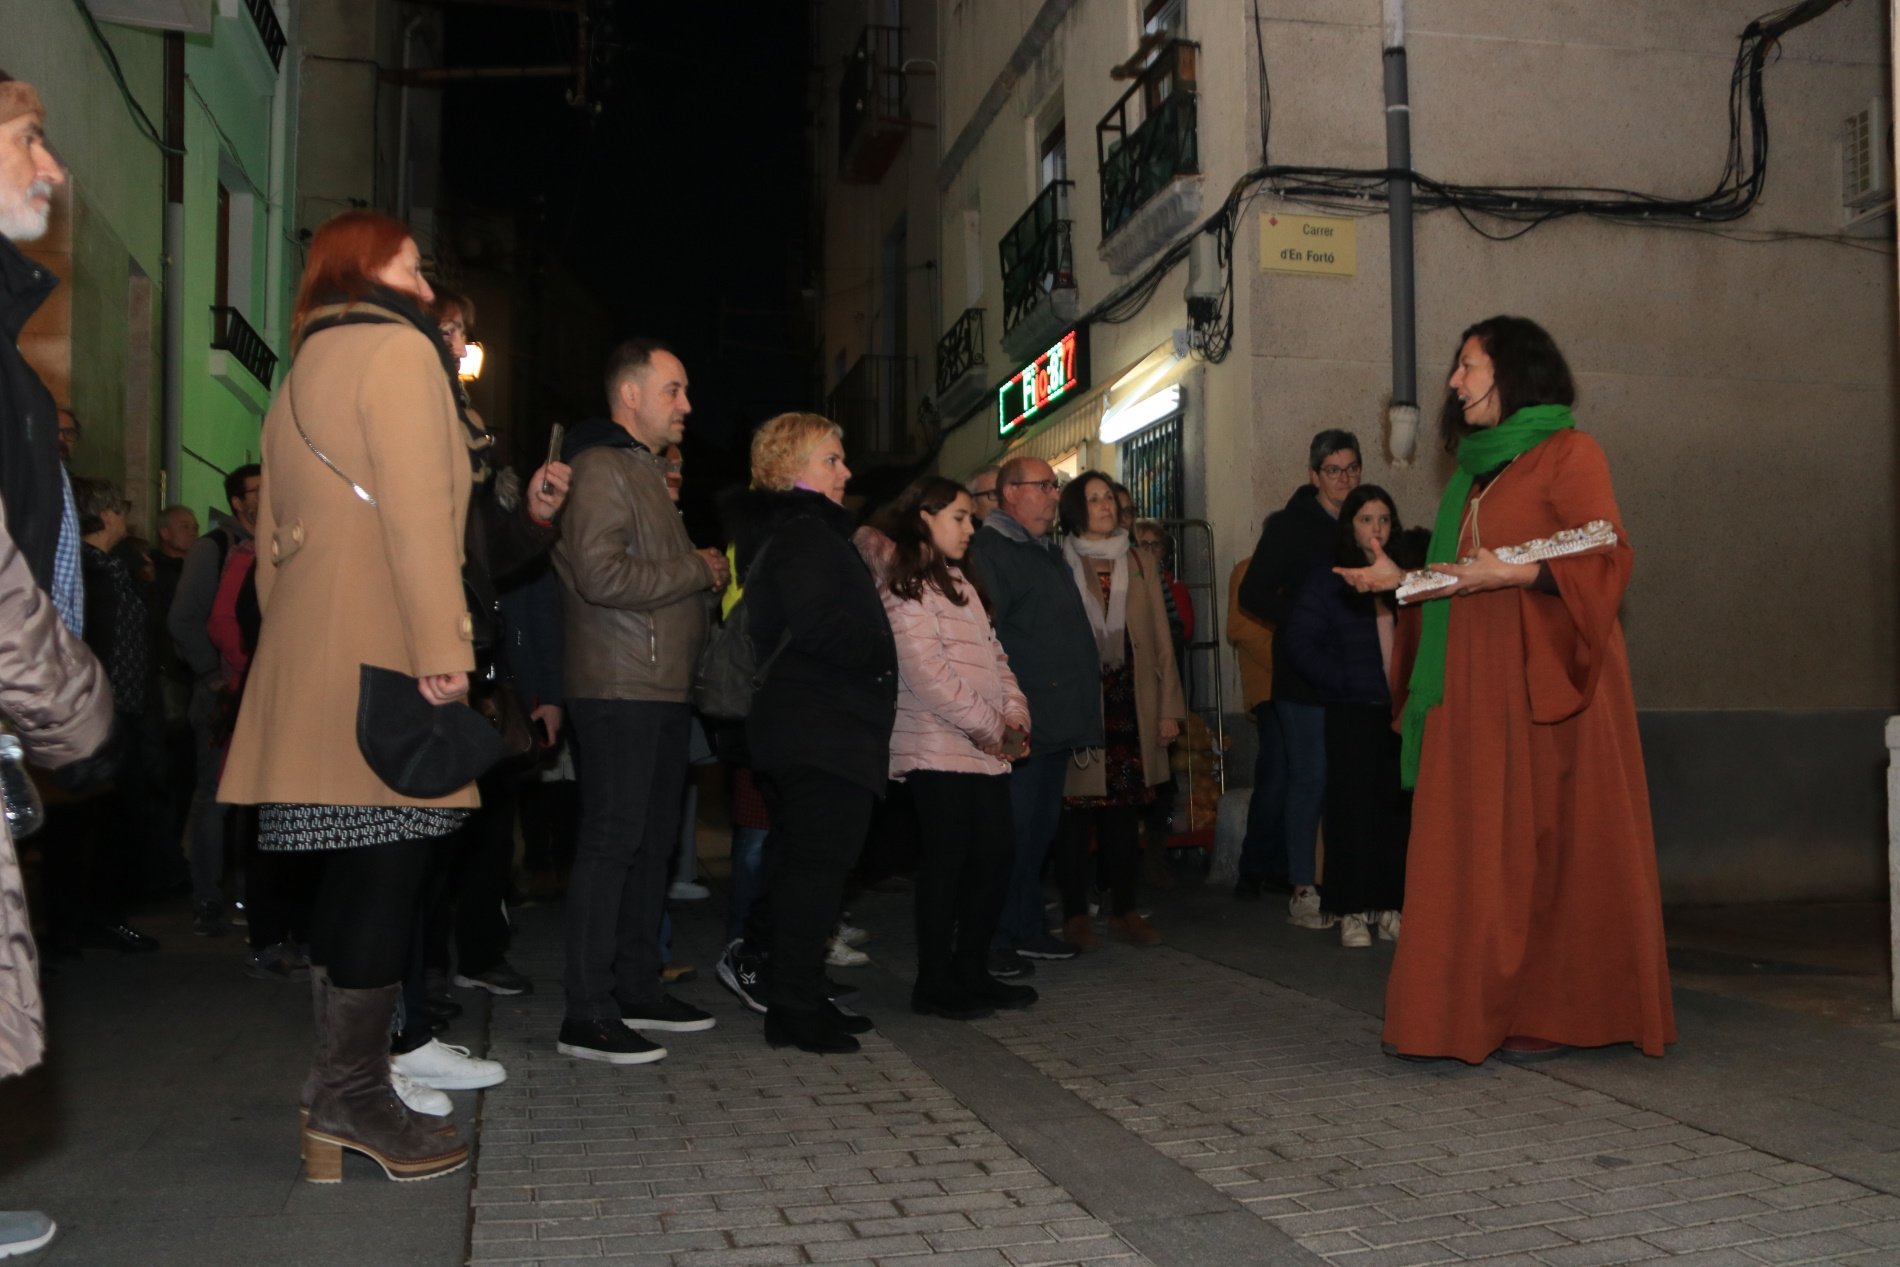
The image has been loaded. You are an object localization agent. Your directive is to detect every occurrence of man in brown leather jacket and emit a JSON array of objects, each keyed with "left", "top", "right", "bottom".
[{"left": 550, "top": 339, "right": 729, "bottom": 1065}]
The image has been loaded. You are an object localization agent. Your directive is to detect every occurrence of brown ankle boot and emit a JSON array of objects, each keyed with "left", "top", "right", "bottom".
[
  {"left": 297, "top": 966, "right": 330, "bottom": 1152},
  {"left": 1061, "top": 914, "right": 1098, "bottom": 951},
  {"left": 303, "top": 983, "right": 467, "bottom": 1183},
  {"left": 1107, "top": 912, "right": 1163, "bottom": 946}
]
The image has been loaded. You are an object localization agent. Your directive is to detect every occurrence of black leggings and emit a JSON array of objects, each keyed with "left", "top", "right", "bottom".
[
  {"left": 307, "top": 837, "right": 437, "bottom": 990},
  {"left": 1056, "top": 804, "right": 1141, "bottom": 918}
]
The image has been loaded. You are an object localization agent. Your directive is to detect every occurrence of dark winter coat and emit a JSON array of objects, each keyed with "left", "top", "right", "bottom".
[
  {"left": 728, "top": 487, "right": 896, "bottom": 796},
  {"left": 962, "top": 511, "right": 1103, "bottom": 753},
  {"left": 1237, "top": 484, "right": 1340, "bottom": 705},
  {"left": 1282, "top": 572, "right": 1391, "bottom": 707},
  {"left": 0, "top": 236, "right": 62, "bottom": 597},
  {"left": 81, "top": 543, "right": 155, "bottom": 718}
]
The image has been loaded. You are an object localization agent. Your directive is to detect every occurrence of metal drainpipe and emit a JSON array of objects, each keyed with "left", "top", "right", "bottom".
[
  {"left": 161, "top": 31, "right": 185, "bottom": 502},
  {"left": 1383, "top": 0, "right": 1420, "bottom": 464},
  {"left": 262, "top": 19, "right": 292, "bottom": 351},
  {"left": 396, "top": 14, "right": 424, "bottom": 221}
]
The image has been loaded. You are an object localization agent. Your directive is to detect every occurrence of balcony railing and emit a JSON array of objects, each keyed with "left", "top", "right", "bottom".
[
  {"left": 243, "top": 0, "right": 286, "bottom": 69},
  {"left": 838, "top": 25, "right": 909, "bottom": 183},
  {"left": 826, "top": 354, "right": 913, "bottom": 459},
  {"left": 211, "top": 305, "right": 278, "bottom": 388},
  {"left": 935, "top": 308, "right": 985, "bottom": 397},
  {"left": 1097, "top": 41, "right": 1200, "bottom": 239},
  {"left": 999, "top": 180, "right": 1075, "bottom": 335}
]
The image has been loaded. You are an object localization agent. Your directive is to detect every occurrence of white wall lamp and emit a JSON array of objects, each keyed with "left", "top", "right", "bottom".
[{"left": 459, "top": 341, "right": 485, "bottom": 382}]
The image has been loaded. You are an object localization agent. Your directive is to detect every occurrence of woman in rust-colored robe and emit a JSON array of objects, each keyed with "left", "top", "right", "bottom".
[{"left": 1345, "top": 316, "right": 1674, "bottom": 1064}]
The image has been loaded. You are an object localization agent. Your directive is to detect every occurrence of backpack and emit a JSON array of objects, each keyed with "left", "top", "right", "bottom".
[{"left": 691, "top": 536, "right": 790, "bottom": 721}]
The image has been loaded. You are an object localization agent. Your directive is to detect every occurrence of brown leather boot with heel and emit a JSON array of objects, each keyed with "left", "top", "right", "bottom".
[
  {"left": 1060, "top": 914, "right": 1098, "bottom": 951},
  {"left": 301, "top": 983, "right": 467, "bottom": 1183}
]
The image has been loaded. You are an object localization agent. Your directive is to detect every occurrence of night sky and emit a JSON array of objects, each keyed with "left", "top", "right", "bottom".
[{"left": 440, "top": 0, "right": 816, "bottom": 530}]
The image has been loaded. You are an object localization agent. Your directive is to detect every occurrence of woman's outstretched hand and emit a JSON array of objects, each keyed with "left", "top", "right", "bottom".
[
  {"left": 1437, "top": 548, "right": 1540, "bottom": 596},
  {"left": 417, "top": 672, "right": 469, "bottom": 705},
  {"left": 1334, "top": 538, "right": 1403, "bottom": 594}
]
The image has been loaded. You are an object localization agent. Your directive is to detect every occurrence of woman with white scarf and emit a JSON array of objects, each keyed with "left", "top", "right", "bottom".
[{"left": 1052, "top": 472, "right": 1187, "bottom": 949}]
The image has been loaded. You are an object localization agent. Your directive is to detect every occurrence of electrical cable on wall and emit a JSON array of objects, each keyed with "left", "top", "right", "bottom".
[
  {"left": 70, "top": 0, "right": 183, "bottom": 156},
  {"left": 1080, "top": 0, "right": 1872, "bottom": 368}
]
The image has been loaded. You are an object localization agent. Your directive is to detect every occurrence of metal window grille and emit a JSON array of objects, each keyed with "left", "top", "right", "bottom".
[{"left": 1120, "top": 413, "right": 1183, "bottom": 523}]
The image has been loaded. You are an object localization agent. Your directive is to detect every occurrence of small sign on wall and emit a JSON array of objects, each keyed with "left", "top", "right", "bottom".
[{"left": 1259, "top": 213, "right": 1356, "bottom": 277}]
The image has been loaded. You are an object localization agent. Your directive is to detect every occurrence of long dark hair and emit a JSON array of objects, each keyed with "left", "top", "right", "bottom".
[
  {"left": 885, "top": 476, "right": 980, "bottom": 607},
  {"left": 1334, "top": 485, "right": 1402, "bottom": 611},
  {"left": 1439, "top": 315, "right": 1576, "bottom": 451},
  {"left": 1056, "top": 470, "right": 1115, "bottom": 537}
]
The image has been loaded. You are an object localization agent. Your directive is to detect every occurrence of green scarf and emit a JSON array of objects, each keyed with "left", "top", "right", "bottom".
[{"left": 1398, "top": 403, "right": 1575, "bottom": 788}]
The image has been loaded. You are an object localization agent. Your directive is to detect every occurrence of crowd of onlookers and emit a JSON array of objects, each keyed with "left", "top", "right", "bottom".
[{"left": 3, "top": 66, "right": 1675, "bottom": 1250}]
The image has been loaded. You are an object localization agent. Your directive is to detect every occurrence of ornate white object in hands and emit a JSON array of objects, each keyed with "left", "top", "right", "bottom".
[{"left": 1396, "top": 520, "right": 1618, "bottom": 605}]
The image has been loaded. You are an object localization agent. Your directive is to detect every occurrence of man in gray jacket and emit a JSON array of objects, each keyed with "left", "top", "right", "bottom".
[
  {"left": 551, "top": 339, "right": 728, "bottom": 1065},
  {"left": 965, "top": 456, "right": 1103, "bottom": 967},
  {"left": 166, "top": 463, "right": 259, "bottom": 937}
]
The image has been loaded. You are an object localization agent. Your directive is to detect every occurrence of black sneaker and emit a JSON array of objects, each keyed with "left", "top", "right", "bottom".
[
  {"left": 964, "top": 975, "right": 1038, "bottom": 1010},
  {"left": 455, "top": 960, "right": 533, "bottom": 996},
  {"left": 825, "top": 1001, "right": 875, "bottom": 1034},
  {"left": 621, "top": 994, "right": 716, "bottom": 1033},
  {"left": 1015, "top": 932, "right": 1078, "bottom": 961},
  {"left": 764, "top": 1006, "right": 859, "bottom": 1054},
  {"left": 911, "top": 987, "right": 994, "bottom": 1021},
  {"left": 716, "top": 939, "right": 767, "bottom": 1014},
  {"left": 191, "top": 902, "right": 226, "bottom": 938},
  {"left": 557, "top": 1018, "right": 667, "bottom": 1065},
  {"left": 987, "top": 948, "right": 1032, "bottom": 979}
]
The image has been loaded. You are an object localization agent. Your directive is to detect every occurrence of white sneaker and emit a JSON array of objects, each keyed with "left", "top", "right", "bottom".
[
  {"left": 392, "top": 1038, "right": 507, "bottom": 1091},
  {"left": 1377, "top": 909, "right": 1401, "bottom": 942},
  {"left": 0, "top": 1211, "right": 57, "bottom": 1259},
  {"left": 1287, "top": 888, "right": 1337, "bottom": 929},
  {"left": 825, "top": 935, "right": 870, "bottom": 967},
  {"left": 667, "top": 880, "right": 710, "bottom": 901},
  {"left": 391, "top": 1068, "right": 453, "bottom": 1116},
  {"left": 1339, "top": 913, "right": 1373, "bottom": 948},
  {"left": 836, "top": 922, "right": 870, "bottom": 947}
]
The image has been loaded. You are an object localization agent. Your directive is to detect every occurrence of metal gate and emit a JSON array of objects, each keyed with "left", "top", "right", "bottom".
[{"left": 1156, "top": 516, "right": 1224, "bottom": 845}]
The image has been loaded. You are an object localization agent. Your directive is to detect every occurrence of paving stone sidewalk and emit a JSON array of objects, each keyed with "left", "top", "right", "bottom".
[{"left": 467, "top": 892, "right": 1900, "bottom": 1267}]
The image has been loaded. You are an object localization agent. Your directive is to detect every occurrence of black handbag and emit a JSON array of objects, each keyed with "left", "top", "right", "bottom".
[{"left": 356, "top": 665, "right": 511, "bottom": 799}]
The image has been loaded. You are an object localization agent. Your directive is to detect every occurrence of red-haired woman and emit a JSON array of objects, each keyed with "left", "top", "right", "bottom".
[{"left": 219, "top": 212, "right": 554, "bottom": 1182}]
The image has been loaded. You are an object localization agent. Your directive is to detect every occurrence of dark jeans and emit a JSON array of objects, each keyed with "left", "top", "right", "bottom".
[
  {"left": 994, "top": 750, "right": 1070, "bottom": 948},
  {"left": 908, "top": 770, "right": 1013, "bottom": 992},
  {"left": 757, "top": 767, "right": 874, "bottom": 1012},
  {"left": 1238, "top": 703, "right": 1285, "bottom": 884},
  {"left": 43, "top": 709, "right": 147, "bottom": 940},
  {"left": 725, "top": 826, "right": 769, "bottom": 945},
  {"left": 423, "top": 769, "right": 517, "bottom": 978},
  {"left": 184, "top": 682, "right": 234, "bottom": 910},
  {"left": 1056, "top": 803, "right": 1141, "bottom": 919},
  {"left": 398, "top": 835, "right": 462, "bottom": 1051},
  {"left": 308, "top": 837, "right": 436, "bottom": 990},
  {"left": 519, "top": 776, "right": 578, "bottom": 876},
  {"left": 1276, "top": 701, "right": 1326, "bottom": 888},
  {"left": 563, "top": 699, "right": 690, "bottom": 1023},
  {"left": 1318, "top": 704, "right": 1410, "bottom": 915}
]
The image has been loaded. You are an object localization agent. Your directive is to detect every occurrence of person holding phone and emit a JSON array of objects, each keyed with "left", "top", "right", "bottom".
[{"left": 877, "top": 476, "right": 1037, "bottom": 1020}]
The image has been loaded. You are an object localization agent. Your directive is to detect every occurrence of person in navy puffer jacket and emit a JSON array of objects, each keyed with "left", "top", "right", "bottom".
[{"left": 1283, "top": 485, "right": 1412, "bottom": 951}]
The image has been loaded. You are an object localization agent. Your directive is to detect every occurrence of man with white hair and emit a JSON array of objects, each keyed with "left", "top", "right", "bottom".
[{"left": 0, "top": 69, "right": 81, "bottom": 639}]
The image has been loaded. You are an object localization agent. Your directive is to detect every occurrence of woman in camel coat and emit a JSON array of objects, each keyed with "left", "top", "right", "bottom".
[{"left": 219, "top": 211, "right": 478, "bottom": 1184}]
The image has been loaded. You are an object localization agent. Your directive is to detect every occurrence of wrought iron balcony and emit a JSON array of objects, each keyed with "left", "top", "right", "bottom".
[
  {"left": 826, "top": 353, "right": 915, "bottom": 460},
  {"left": 243, "top": 0, "right": 286, "bottom": 69},
  {"left": 211, "top": 305, "right": 278, "bottom": 388},
  {"left": 838, "top": 25, "right": 909, "bottom": 184},
  {"left": 1097, "top": 41, "right": 1200, "bottom": 240},
  {"left": 934, "top": 308, "right": 985, "bottom": 398},
  {"left": 999, "top": 180, "right": 1076, "bottom": 337}
]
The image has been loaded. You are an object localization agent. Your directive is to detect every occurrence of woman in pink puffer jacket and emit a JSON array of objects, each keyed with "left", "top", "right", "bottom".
[{"left": 874, "top": 476, "right": 1038, "bottom": 1020}]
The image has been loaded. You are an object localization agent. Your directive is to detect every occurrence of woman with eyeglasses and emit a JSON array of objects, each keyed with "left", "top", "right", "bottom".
[
  {"left": 1337, "top": 315, "right": 1673, "bottom": 1065},
  {"left": 1051, "top": 470, "right": 1186, "bottom": 949}
]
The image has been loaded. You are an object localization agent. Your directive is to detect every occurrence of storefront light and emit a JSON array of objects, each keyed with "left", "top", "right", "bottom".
[
  {"left": 1100, "top": 383, "right": 1181, "bottom": 444},
  {"left": 459, "top": 341, "right": 486, "bottom": 381}
]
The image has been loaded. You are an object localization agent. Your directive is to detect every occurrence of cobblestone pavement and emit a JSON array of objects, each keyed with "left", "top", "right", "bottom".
[
  {"left": 463, "top": 894, "right": 1900, "bottom": 1267},
  {"left": 468, "top": 915, "right": 1155, "bottom": 1267}
]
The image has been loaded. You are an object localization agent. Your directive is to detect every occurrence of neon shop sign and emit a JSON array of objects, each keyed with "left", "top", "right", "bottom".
[{"left": 997, "top": 326, "right": 1089, "bottom": 438}]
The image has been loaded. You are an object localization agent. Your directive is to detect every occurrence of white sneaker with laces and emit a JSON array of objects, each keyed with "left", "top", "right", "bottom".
[
  {"left": 667, "top": 880, "right": 710, "bottom": 901},
  {"left": 392, "top": 1038, "right": 507, "bottom": 1090},
  {"left": 391, "top": 1069, "right": 453, "bottom": 1116},
  {"left": 1377, "top": 909, "right": 1401, "bottom": 942},
  {"left": 1339, "top": 913, "right": 1373, "bottom": 948},
  {"left": 825, "top": 935, "right": 870, "bottom": 967},
  {"left": 1286, "top": 888, "right": 1337, "bottom": 929},
  {"left": 836, "top": 922, "right": 870, "bottom": 947}
]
